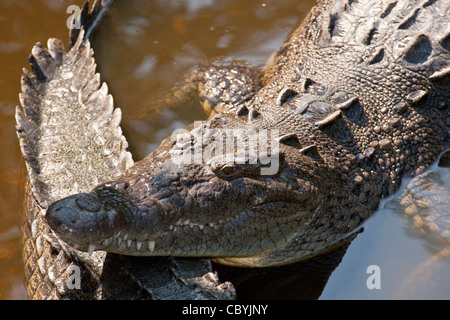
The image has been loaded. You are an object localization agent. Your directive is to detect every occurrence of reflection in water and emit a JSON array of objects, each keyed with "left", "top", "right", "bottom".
[
  {"left": 388, "top": 154, "right": 450, "bottom": 248},
  {"left": 1, "top": 0, "right": 449, "bottom": 299},
  {"left": 387, "top": 153, "right": 450, "bottom": 299}
]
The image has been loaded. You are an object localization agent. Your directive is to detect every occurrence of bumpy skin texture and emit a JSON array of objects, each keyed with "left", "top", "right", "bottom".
[
  {"left": 17, "top": 1, "right": 235, "bottom": 300},
  {"left": 46, "top": 0, "right": 449, "bottom": 268}
]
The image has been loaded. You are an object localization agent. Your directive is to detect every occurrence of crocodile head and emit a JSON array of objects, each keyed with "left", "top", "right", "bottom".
[{"left": 45, "top": 113, "right": 334, "bottom": 267}]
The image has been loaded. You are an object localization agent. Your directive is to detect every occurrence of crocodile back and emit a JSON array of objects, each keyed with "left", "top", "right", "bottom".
[{"left": 231, "top": 0, "right": 449, "bottom": 266}]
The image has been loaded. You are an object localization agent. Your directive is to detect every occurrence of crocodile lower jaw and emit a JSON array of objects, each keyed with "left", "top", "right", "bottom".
[{"left": 80, "top": 206, "right": 312, "bottom": 258}]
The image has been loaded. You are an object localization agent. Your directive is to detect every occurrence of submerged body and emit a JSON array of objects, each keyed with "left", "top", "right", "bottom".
[{"left": 45, "top": 0, "right": 450, "bottom": 267}]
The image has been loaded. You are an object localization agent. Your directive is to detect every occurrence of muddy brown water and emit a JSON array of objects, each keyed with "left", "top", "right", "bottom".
[{"left": 0, "top": 0, "right": 448, "bottom": 299}]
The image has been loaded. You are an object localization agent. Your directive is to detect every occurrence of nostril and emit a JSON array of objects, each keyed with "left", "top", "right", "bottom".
[{"left": 75, "top": 193, "right": 101, "bottom": 212}]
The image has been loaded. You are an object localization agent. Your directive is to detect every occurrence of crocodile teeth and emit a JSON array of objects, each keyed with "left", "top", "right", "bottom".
[
  {"left": 148, "top": 241, "right": 155, "bottom": 252},
  {"left": 167, "top": 221, "right": 218, "bottom": 231},
  {"left": 127, "top": 239, "right": 132, "bottom": 247},
  {"left": 117, "top": 237, "right": 123, "bottom": 246},
  {"left": 136, "top": 241, "right": 142, "bottom": 251},
  {"left": 88, "top": 244, "right": 96, "bottom": 255}
]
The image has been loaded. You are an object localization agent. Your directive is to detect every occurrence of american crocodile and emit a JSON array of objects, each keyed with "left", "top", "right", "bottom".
[
  {"left": 18, "top": 1, "right": 450, "bottom": 298},
  {"left": 16, "top": 0, "right": 234, "bottom": 299},
  {"left": 43, "top": 0, "right": 450, "bottom": 268}
]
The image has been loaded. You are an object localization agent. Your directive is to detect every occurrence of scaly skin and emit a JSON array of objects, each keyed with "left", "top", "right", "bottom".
[{"left": 46, "top": 0, "right": 449, "bottom": 267}]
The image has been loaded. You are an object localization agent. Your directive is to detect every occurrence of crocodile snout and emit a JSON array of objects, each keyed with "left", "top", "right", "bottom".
[{"left": 45, "top": 193, "right": 117, "bottom": 252}]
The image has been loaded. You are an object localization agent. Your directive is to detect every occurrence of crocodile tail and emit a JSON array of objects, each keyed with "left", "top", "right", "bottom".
[
  {"left": 69, "top": 0, "right": 114, "bottom": 48},
  {"left": 15, "top": 1, "right": 133, "bottom": 299},
  {"left": 16, "top": 28, "right": 133, "bottom": 209}
]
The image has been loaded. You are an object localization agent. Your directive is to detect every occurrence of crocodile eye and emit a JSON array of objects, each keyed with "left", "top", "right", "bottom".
[
  {"left": 220, "top": 164, "right": 237, "bottom": 176},
  {"left": 210, "top": 161, "right": 241, "bottom": 179}
]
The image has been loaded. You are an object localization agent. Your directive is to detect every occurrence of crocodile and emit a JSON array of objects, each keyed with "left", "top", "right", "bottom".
[
  {"left": 44, "top": 0, "right": 449, "bottom": 268},
  {"left": 16, "top": 0, "right": 234, "bottom": 299}
]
